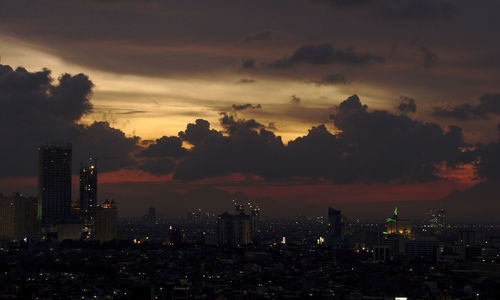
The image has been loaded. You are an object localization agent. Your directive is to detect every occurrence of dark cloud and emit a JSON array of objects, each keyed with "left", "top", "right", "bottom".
[
  {"left": 139, "top": 157, "right": 176, "bottom": 175},
  {"left": 138, "top": 136, "right": 187, "bottom": 157},
  {"left": 419, "top": 47, "right": 438, "bottom": 68},
  {"left": 232, "top": 103, "right": 262, "bottom": 111},
  {"left": 174, "top": 119, "right": 285, "bottom": 181},
  {"left": 178, "top": 119, "right": 223, "bottom": 147},
  {"left": 220, "top": 112, "right": 266, "bottom": 134},
  {"left": 478, "top": 93, "right": 500, "bottom": 114},
  {"left": 0, "top": 63, "right": 482, "bottom": 185},
  {"left": 0, "top": 64, "right": 139, "bottom": 175},
  {"left": 158, "top": 95, "right": 470, "bottom": 183},
  {"left": 397, "top": 96, "right": 417, "bottom": 113},
  {"left": 433, "top": 104, "right": 488, "bottom": 120},
  {"left": 475, "top": 124, "right": 500, "bottom": 179},
  {"left": 73, "top": 121, "right": 139, "bottom": 172},
  {"left": 236, "top": 78, "right": 255, "bottom": 84},
  {"left": 329, "top": 95, "right": 469, "bottom": 182},
  {"left": 291, "top": 95, "right": 301, "bottom": 104},
  {"left": 432, "top": 93, "right": 500, "bottom": 120},
  {"left": 240, "top": 58, "right": 256, "bottom": 70},
  {"left": 244, "top": 30, "right": 273, "bottom": 42},
  {"left": 268, "top": 44, "right": 384, "bottom": 68},
  {"left": 308, "top": 73, "right": 347, "bottom": 85}
]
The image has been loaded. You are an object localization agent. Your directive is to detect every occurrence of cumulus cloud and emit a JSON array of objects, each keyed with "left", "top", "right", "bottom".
[
  {"left": 0, "top": 63, "right": 478, "bottom": 184},
  {"left": 432, "top": 93, "right": 500, "bottom": 120},
  {"left": 178, "top": 119, "right": 222, "bottom": 147},
  {"left": 147, "top": 95, "right": 470, "bottom": 184},
  {"left": 329, "top": 95, "right": 469, "bottom": 182},
  {"left": 220, "top": 112, "right": 266, "bottom": 134},
  {"left": 269, "top": 44, "right": 384, "bottom": 68},
  {"left": 397, "top": 96, "right": 417, "bottom": 113},
  {"left": 138, "top": 136, "right": 187, "bottom": 157},
  {"left": 0, "top": 64, "right": 139, "bottom": 175}
]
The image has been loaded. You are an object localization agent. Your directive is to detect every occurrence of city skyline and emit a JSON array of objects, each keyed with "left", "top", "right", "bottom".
[{"left": 0, "top": 1, "right": 499, "bottom": 221}]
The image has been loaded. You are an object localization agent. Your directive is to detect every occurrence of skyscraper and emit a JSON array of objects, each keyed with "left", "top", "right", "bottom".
[
  {"left": 328, "top": 207, "right": 342, "bottom": 241},
  {"left": 38, "top": 144, "right": 72, "bottom": 224},
  {"left": 80, "top": 157, "right": 97, "bottom": 226}
]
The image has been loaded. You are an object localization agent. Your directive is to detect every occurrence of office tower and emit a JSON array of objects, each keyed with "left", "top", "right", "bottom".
[
  {"left": 233, "top": 212, "right": 251, "bottom": 245},
  {"left": 250, "top": 205, "right": 260, "bottom": 238},
  {"left": 217, "top": 212, "right": 233, "bottom": 245},
  {"left": 327, "top": 207, "right": 344, "bottom": 245},
  {"left": 38, "top": 144, "right": 72, "bottom": 224},
  {"left": 95, "top": 199, "right": 117, "bottom": 242},
  {"left": 385, "top": 206, "right": 411, "bottom": 236},
  {"left": 0, "top": 193, "right": 39, "bottom": 241},
  {"left": 216, "top": 211, "right": 251, "bottom": 246},
  {"left": 80, "top": 157, "right": 97, "bottom": 227}
]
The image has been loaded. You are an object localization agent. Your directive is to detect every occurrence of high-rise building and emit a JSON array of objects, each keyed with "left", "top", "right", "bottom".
[
  {"left": 385, "top": 206, "right": 411, "bottom": 236},
  {"left": 95, "top": 199, "right": 117, "bottom": 242},
  {"left": 327, "top": 207, "right": 345, "bottom": 246},
  {"left": 216, "top": 211, "right": 251, "bottom": 246},
  {"left": 0, "top": 193, "right": 39, "bottom": 241},
  {"left": 80, "top": 157, "right": 97, "bottom": 227},
  {"left": 38, "top": 144, "right": 72, "bottom": 224},
  {"left": 250, "top": 205, "right": 260, "bottom": 240}
]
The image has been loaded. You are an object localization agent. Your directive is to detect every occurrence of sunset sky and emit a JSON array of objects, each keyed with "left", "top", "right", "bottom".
[{"left": 1, "top": 0, "right": 499, "bottom": 218}]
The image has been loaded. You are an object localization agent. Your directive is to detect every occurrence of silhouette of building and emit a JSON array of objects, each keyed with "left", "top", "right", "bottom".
[
  {"left": 80, "top": 157, "right": 97, "bottom": 227},
  {"left": 167, "top": 225, "right": 183, "bottom": 245},
  {"left": 385, "top": 206, "right": 411, "bottom": 236},
  {"left": 38, "top": 144, "right": 72, "bottom": 224},
  {"left": 95, "top": 199, "right": 117, "bottom": 242},
  {"left": 216, "top": 211, "right": 251, "bottom": 246},
  {"left": 327, "top": 207, "right": 346, "bottom": 246},
  {"left": 0, "top": 193, "right": 39, "bottom": 241},
  {"left": 250, "top": 205, "right": 260, "bottom": 241}
]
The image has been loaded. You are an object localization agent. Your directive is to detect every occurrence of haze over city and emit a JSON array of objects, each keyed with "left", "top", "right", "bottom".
[{"left": 0, "top": 0, "right": 500, "bottom": 221}]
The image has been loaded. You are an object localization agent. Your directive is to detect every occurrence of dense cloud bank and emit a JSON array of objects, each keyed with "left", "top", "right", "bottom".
[
  {"left": 142, "top": 95, "right": 473, "bottom": 183},
  {"left": 2, "top": 64, "right": 499, "bottom": 183}
]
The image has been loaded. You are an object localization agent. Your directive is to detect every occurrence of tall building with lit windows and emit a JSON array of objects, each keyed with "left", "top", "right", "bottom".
[
  {"left": 38, "top": 144, "right": 72, "bottom": 224},
  {"left": 80, "top": 157, "right": 97, "bottom": 227}
]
